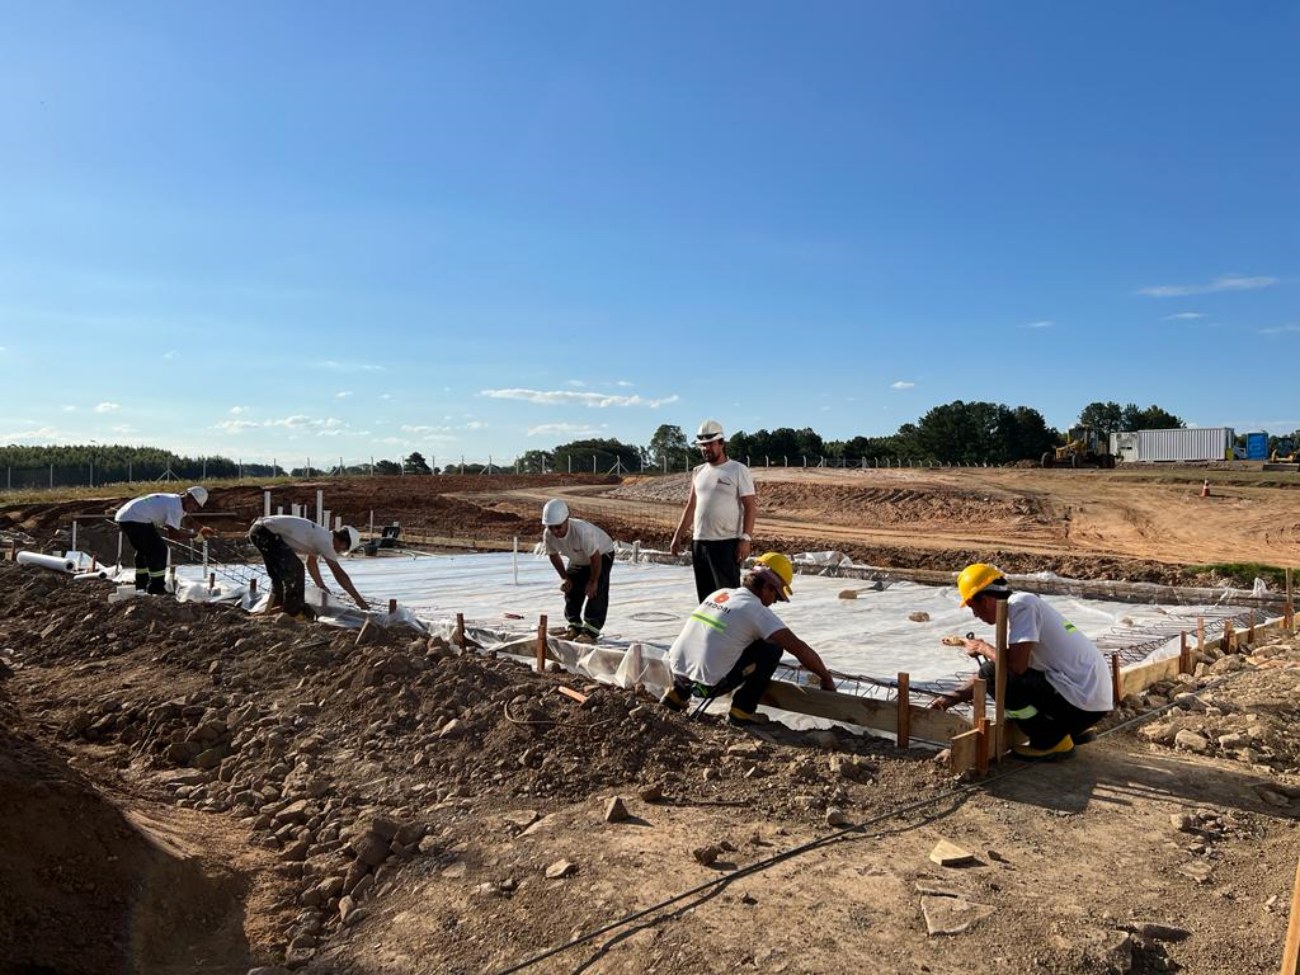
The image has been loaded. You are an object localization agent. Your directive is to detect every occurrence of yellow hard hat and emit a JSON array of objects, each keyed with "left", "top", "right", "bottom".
[
  {"left": 956, "top": 563, "right": 1006, "bottom": 606},
  {"left": 755, "top": 551, "right": 794, "bottom": 599}
]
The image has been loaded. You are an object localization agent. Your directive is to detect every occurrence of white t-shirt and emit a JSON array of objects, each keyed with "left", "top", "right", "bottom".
[
  {"left": 691, "top": 458, "right": 756, "bottom": 541},
  {"left": 1009, "top": 592, "right": 1113, "bottom": 712},
  {"left": 255, "top": 515, "right": 337, "bottom": 561},
  {"left": 668, "top": 586, "right": 785, "bottom": 687},
  {"left": 115, "top": 493, "right": 186, "bottom": 530},
  {"left": 544, "top": 518, "right": 614, "bottom": 566}
]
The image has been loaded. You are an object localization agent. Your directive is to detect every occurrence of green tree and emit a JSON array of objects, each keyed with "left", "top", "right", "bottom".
[
  {"left": 647, "top": 424, "right": 690, "bottom": 471},
  {"left": 552, "top": 438, "right": 641, "bottom": 473},
  {"left": 1077, "top": 402, "right": 1125, "bottom": 435},
  {"left": 374, "top": 459, "right": 402, "bottom": 475},
  {"left": 514, "top": 449, "right": 554, "bottom": 474},
  {"left": 1120, "top": 404, "right": 1185, "bottom": 430},
  {"left": 404, "top": 451, "right": 432, "bottom": 474}
]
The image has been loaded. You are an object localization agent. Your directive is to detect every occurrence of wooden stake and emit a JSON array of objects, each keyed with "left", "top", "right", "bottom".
[
  {"left": 896, "top": 672, "right": 910, "bottom": 749},
  {"left": 1288, "top": 568, "right": 1295, "bottom": 634},
  {"left": 972, "top": 676, "right": 988, "bottom": 775},
  {"left": 456, "top": 612, "right": 465, "bottom": 649},
  {"left": 1282, "top": 855, "right": 1300, "bottom": 975},
  {"left": 1179, "top": 631, "right": 1190, "bottom": 676},
  {"left": 993, "top": 600, "right": 1008, "bottom": 762},
  {"left": 388, "top": 598, "right": 397, "bottom": 614},
  {"left": 1223, "top": 619, "right": 1235, "bottom": 653},
  {"left": 1248, "top": 615, "right": 1256, "bottom": 646},
  {"left": 208, "top": 571, "right": 215, "bottom": 592},
  {"left": 536, "top": 615, "right": 548, "bottom": 673},
  {"left": 1197, "top": 616, "right": 1205, "bottom": 655},
  {"left": 1110, "top": 654, "right": 1122, "bottom": 709},
  {"left": 249, "top": 577, "right": 257, "bottom": 595}
]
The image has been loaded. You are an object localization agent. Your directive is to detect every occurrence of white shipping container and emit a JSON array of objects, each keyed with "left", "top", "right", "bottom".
[{"left": 1133, "top": 427, "right": 1234, "bottom": 463}]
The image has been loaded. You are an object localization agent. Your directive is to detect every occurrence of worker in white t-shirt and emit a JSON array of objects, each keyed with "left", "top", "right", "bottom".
[
  {"left": 114, "top": 486, "right": 212, "bottom": 594},
  {"left": 541, "top": 499, "right": 615, "bottom": 644},
  {"left": 670, "top": 419, "right": 757, "bottom": 602},
  {"left": 248, "top": 515, "right": 369, "bottom": 619},
  {"left": 930, "top": 563, "right": 1114, "bottom": 760},
  {"left": 662, "top": 552, "right": 836, "bottom": 726}
]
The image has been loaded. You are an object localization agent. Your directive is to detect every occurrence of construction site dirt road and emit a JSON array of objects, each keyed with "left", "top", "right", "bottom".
[{"left": 2, "top": 467, "right": 1299, "bottom": 975}]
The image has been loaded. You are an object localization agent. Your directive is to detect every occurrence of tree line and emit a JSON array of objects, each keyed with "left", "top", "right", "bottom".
[{"left": 7, "top": 399, "right": 1251, "bottom": 484}]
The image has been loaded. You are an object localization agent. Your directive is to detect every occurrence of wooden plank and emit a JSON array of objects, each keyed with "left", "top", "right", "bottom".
[
  {"left": 896, "top": 672, "right": 910, "bottom": 748},
  {"left": 994, "top": 601, "right": 1008, "bottom": 762},
  {"left": 535, "top": 615, "right": 548, "bottom": 673},
  {"left": 556, "top": 686, "right": 588, "bottom": 705},
  {"left": 1110, "top": 653, "right": 1122, "bottom": 709},
  {"left": 759, "top": 681, "right": 969, "bottom": 742},
  {"left": 975, "top": 717, "right": 989, "bottom": 775},
  {"left": 949, "top": 728, "right": 982, "bottom": 775},
  {"left": 1118, "top": 654, "right": 1182, "bottom": 699},
  {"left": 1283, "top": 855, "right": 1300, "bottom": 975}
]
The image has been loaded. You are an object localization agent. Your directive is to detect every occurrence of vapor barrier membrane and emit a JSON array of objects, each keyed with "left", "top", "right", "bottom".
[{"left": 165, "top": 551, "right": 1249, "bottom": 698}]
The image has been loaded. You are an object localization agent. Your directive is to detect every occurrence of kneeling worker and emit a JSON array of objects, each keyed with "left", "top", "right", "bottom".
[
  {"left": 662, "top": 552, "right": 836, "bottom": 726},
  {"left": 930, "top": 563, "right": 1112, "bottom": 760},
  {"left": 248, "top": 514, "right": 369, "bottom": 618},
  {"left": 541, "top": 499, "right": 614, "bottom": 644},
  {"left": 114, "top": 486, "right": 212, "bottom": 594}
]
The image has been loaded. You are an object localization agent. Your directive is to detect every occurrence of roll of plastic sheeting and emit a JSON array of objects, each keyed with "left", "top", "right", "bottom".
[
  {"left": 16, "top": 551, "right": 76, "bottom": 573},
  {"left": 74, "top": 570, "right": 110, "bottom": 581}
]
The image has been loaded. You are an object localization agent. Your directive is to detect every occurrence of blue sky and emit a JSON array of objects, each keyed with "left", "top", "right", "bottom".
[{"left": 1, "top": 2, "right": 1295, "bottom": 466}]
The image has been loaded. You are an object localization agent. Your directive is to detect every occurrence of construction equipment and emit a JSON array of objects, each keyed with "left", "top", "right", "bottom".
[{"left": 1041, "top": 426, "right": 1115, "bottom": 469}]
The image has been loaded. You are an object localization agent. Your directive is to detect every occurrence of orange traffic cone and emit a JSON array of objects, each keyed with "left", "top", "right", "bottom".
[{"left": 1201, "top": 478, "right": 1211, "bottom": 498}]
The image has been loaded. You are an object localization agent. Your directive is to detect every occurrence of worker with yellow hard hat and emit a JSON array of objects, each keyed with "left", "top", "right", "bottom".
[
  {"left": 932, "top": 563, "right": 1113, "bottom": 760},
  {"left": 661, "top": 551, "right": 836, "bottom": 726}
]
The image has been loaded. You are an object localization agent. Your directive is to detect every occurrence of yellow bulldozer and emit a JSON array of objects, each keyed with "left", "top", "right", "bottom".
[{"left": 1042, "top": 426, "right": 1116, "bottom": 469}]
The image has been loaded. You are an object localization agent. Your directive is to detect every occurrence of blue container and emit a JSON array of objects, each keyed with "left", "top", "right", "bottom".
[{"left": 1246, "top": 431, "right": 1268, "bottom": 460}]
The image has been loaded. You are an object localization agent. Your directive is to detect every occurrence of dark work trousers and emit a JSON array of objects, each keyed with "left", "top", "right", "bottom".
[
  {"left": 691, "top": 538, "right": 741, "bottom": 603},
  {"left": 977, "top": 660, "right": 1109, "bottom": 749},
  {"left": 119, "top": 521, "right": 169, "bottom": 594},
  {"left": 704, "top": 640, "right": 783, "bottom": 714},
  {"left": 249, "top": 523, "right": 309, "bottom": 617},
  {"left": 563, "top": 553, "right": 614, "bottom": 635}
]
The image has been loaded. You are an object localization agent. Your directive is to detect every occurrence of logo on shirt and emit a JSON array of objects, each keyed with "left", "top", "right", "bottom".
[{"left": 714, "top": 593, "right": 730, "bottom": 604}]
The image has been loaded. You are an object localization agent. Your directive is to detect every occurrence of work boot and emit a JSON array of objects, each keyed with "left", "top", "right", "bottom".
[
  {"left": 1012, "top": 735, "right": 1075, "bottom": 761},
  {"left": 561, "top": 625, "right": 582, "bottom": 640},
  {"left": 573, "top": 632, "right": 598, "bottom": 645},
  {"left": 660, "top": 687, "right": 688, "bottom": 712},
  {"left": 727, "top": 706, "right": 771, "bottom": 727}
]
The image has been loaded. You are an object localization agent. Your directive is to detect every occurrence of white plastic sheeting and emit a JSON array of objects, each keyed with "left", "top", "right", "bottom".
[{"left": 167, "top": 551, "right": 1226, "bottom": 689}]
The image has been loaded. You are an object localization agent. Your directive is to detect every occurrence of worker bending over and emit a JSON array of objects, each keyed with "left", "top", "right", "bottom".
[
  {"left": 541, "top": 498, "right": 615, "bottom": 644},
  {"left": 662, "top": 552, "right": 836, "bottom": 726},
  {"left": 114, "top": 486, "right": 212, "bottom": 594},
  {"left": 931, "top": 563, "right": 1113, "bottom": 760},
  {"left": 248, "top": 515, "right": 369, "bottom": 619}
]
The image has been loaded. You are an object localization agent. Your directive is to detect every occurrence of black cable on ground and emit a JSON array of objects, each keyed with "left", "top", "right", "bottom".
[{"left": 491, "top": 666, "right": 1254, "bottom": 975}]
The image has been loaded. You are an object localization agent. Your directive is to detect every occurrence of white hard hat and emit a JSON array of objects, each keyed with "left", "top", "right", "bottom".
[
  {"left": 541, "top": 499, "right": 569, "bottom": 526},
  {"left": 342, "top": 526, "right": 361, "bottom": 553},
  {"left": 185, "top": 486, "right": 209, "bottom": 507},
  {"left": 694, "top": 419, "right": 725, "bottom": 445}
]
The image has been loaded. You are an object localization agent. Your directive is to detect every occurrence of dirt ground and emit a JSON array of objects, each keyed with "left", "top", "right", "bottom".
[{"left": 2, "top": 468, "right": 1299, "bottom": 975}]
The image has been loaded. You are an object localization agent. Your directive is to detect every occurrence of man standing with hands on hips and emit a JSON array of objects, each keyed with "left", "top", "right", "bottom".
[{"left": 671, "top": 419, "right": 757, "bottom": 602}]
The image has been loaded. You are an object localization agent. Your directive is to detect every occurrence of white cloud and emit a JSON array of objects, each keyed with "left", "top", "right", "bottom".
[
  {"left": 527, "top": 422, "right": 605, "bottom": 437},
  {"left": 1259, "top": 324, "right": 1300, "bottom": 335},
  {"left": 212, "top": 414, "right": 349, "bottom": 435},
  {"left": 63, "top": 405, "right": 76, "bottom": 412},
  {"left": 400, "top": 424, "right": 454, "bottom": 435},
  {"left": 464, "top": 420, "right": 488, "bottom": 430},
  {"left": 479, "top": 388, "right": 679, "bottom": 409},
  {"left": 379, "top": 393, "right": 392, "bottom": 401},
  {"left": 314, "top": 359, "right": 385, "bottom": 372},
  {"left": 1025, "top": 320, "right": 1053, "bottom": 329},
  {"left": 110, "top": 424, "right": 134, "bottom": 434},
  {"left": 336, "top": 391, "right": 353, "bottom": 399},
  {"left": 616, "top": 380, "right": 633, "bottom": 387},
  {"left": 94, "top": 402, "right": 121, "bottom": 413},
  {"left": 890, "top": 381, "right": 915, "bottom": 390},
  {"left": 1137, "top": 274, "right": 1277, "bottom": 297},
  {"left": 163, "top": 349, "right": 178, "bottom": 360},
  {"left": 1163, "top": 312, "right": 1205, "bottom": 321},
  {"left": 566, "top": 379, "right": 587, "bottom": 388},
  {"left": 2, "top": 425, "right": 61, "bottom": 441},
  {"left": 229, "top": 405, "right": 249, "bottom": 415}
]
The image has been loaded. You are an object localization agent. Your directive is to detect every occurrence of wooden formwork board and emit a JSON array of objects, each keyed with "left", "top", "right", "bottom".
[{"left": 760, "top": 682, "right": 969, "bottom": 743}]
